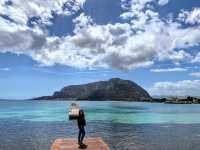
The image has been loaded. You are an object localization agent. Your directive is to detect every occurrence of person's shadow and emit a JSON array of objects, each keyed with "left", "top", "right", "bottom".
[{"left": 79, "top": 144, "right": 88, "bottom": 149}]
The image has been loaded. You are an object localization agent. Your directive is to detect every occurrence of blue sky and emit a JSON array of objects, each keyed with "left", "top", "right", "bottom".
[{"left": 0, "top": 0, "right": 200, "bottom": 99}]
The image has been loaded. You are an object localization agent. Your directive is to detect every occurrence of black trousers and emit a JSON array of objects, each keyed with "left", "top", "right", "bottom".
[{"left": 78, "top": 126, "right": 85, "bottom": 143}]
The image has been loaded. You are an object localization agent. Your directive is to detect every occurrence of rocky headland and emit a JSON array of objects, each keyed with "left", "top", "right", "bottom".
[{"left": 32, "top": 78, "right": 152, "bottom": 101}]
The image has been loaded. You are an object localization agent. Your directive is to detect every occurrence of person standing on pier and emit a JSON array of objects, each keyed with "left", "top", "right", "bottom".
[{"left": 77, "top": 109, "right": 87, "bottom": 147}]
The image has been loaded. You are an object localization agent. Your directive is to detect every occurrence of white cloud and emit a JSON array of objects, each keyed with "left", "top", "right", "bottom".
[
  {"left": 73, "top": 13, "right": 94, "bottom": 33},
  {"left": 0, "top": 0, "right": 199, "bottom": 71},
  {"left": 0, "top": 0, "right": 86, "bottom": 54},
  {"left": 178, "top": 8, "right": 200, "bottom": 25},
  {"left": 0, "top": 25, "right": 47, "bottom": 53},
  {"left": 158, "top": 0, "right": 169, "bottom": 6},
  {"left": 190, "top": 72, "right": 200, "bottom": 77},
  {"left": 149, "top": 80, "right": 200, "bottom": 96},
  {"left": 0, "top": 0, "right": 85, "bottom": 25},
  {"left": 76, "top": 0, "right": 86, "bottom": 7},
  {"left": 0, "top": 68, "right": 10, "bottom": 71},
  {"left": 150, "top": 67, "right": 187, "bottom": 72},
  {"left": 192, "top": 52, "right": 200, "bottom": 63}
]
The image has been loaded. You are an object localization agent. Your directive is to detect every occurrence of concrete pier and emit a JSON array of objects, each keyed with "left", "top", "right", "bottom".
[{"left": 51, "top": 137, "right": 110, "bottom": 150}]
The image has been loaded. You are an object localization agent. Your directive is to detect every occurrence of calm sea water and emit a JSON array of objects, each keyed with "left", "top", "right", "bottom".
[{"left": 0, "top": 100, "right": 200, "bottom": 150}]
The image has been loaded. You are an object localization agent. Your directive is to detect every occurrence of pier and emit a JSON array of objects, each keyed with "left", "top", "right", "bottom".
[{"left": 51, "top": 137, "right": 110, "bottom": 150}]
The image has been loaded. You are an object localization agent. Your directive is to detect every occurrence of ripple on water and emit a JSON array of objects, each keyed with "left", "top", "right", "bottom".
[{"left": 0, "top": 120, "right": 200, "bottom": 150}]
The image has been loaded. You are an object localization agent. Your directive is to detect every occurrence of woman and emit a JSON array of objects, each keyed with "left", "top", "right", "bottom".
[{"left": 77, "top": 109, "right": 86, "bottom": 146}]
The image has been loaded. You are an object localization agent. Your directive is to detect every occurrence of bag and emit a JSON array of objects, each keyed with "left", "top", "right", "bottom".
[{"left": 69, "top": 103, "right": 79, "bottom": 120}]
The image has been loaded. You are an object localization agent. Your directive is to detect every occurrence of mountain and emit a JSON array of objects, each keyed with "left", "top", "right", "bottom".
[{"left": 33, "top": 78, "right": 152, "bottom": 101}]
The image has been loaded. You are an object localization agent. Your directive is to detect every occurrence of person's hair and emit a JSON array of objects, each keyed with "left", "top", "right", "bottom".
[{"left": 79, "top": 109, "right": 85, "bottom": 118}]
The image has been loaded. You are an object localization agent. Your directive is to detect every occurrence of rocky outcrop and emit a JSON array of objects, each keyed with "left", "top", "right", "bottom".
[{"left": 33, "top": 78, "right": 152, "bottom": 101}]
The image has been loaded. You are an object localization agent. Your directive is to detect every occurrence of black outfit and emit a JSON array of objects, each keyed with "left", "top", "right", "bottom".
[{"left": 77, "top": 116, "right": 86, "bottom": 144}]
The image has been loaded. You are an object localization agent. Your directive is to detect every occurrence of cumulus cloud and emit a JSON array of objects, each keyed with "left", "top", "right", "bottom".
[
  {"left": 150, "top": 67, "right": 187, "bottom": 72},
  {"left": 149, "top": 80, "right": 200, "bottom": 96},
  {"left": 178, "top": 8, "right": 200, "bottom": 25},
  {"left": 0, "top": 0, "right": 200, "bottom": 71},
  {"left": 192, "top": 52, "right": 200, "bottom": 63},
  {"left": 0, "top": 27, "right": 47, "bottom": 53},
  {"left": 0, "top": 0, "right": 86, "bottom": 55},
  {"left": 30, "top": 14, "right": 198, "bottom": 70},
  {"left": 0, "top": 0, "right": 86, "bottom": 25}
]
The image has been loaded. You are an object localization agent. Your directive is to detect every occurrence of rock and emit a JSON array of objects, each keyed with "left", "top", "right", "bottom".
[{"left": 33, "top": 78, "right": 152, "bottom": 101}]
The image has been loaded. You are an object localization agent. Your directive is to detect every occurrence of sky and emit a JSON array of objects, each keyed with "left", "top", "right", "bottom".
[{"left": 0, "top": 0, "right": 200, "bottom": 99}]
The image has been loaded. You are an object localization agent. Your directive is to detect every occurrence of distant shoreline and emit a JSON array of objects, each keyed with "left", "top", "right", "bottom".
[
  {"left": 2, "top": 96, "right": 200, "bottom": 104},
  {"left": 28, "top": 96, "right": 200, "bottom": 104}
]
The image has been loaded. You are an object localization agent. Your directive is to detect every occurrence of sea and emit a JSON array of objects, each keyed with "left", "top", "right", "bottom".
[{"left": 0, "top": 100, "right": 200, "bottom": 150}]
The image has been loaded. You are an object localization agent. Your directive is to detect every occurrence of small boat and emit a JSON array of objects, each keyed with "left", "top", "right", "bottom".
[{"left": 69, "top": 103, "right": 79, "bottom": 120}]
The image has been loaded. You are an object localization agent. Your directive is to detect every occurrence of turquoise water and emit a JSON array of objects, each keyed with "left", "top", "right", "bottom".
[
  {"left": 1, "top": 100, "right": 200, "bottom": 124},
  {"left": 1, "top": 100, "right": 200, "bottom": 150}
]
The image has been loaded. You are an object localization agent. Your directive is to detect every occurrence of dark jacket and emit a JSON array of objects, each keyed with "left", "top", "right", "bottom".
[{"left": 77, "top": 116, "right": 86, "bottom": 127}]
